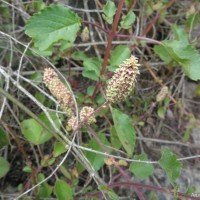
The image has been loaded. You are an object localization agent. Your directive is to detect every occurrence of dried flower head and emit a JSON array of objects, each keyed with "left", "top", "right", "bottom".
[
  {"left": 43, "top": 68, "right": 75, "bottom": 117},
  {"left": 68, "top": 116, "right": 78, "bottom": 131},
  {"left": 106, "top": 55, "right": 140, "bottom": 103},
  {"left": 80, "top": 106, "right": 96, "bottom": 125}
]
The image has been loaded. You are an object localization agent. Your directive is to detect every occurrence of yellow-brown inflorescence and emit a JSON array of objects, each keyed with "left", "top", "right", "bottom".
[
  {"left": 43, "top": 68, "right": 75, "bottom": 117},
  {"left": 68, "top": 116, "right": 78, "bottom": 131},
  {"left": 106, "top": 55, "right": 140, "bottom": 103},
  {"left": 80, "top": 106, "right": 96, "bottom": 125}
]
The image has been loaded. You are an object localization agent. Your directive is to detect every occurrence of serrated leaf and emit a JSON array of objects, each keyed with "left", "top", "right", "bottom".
[
  {"left": 0, "top": 128, "right": 9, "bottom": 148},
  {"left": 120, "top": 11, "right": 136, "bottom": 29},
  {"left": 158, "top": 147, "right": 182, "bottom": 184},
  {"left": 154, "top": 26, "right": 200, "bottom": 80},
  {"left": 83, "top": 57, "right": 102, "bottom": 81},
  {"left": 0, "top": 157, "right": 9, "bottom": 178},
  {"left": 25, "top": 5, "right": 81, "bottom": 51},
  {"left": 55, "top": 179, "right": 73, "bottom": 200},
  {"left": 129, "top": 153, "right": 154, "bottom": 180},
  {"left": 111, "top": 108, "right": 135, "bottom": 157},
  {"left": 109, "top": 45, "right": 131, "bottom": 71}
]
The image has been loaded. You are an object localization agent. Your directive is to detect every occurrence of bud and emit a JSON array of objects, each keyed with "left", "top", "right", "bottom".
[
  {"left": 106, "top": 55, "right": 140, "bottom": 103},
  {"left": 68, "top": 116, "right": 78, "bottom": 131},
  {"left": 43, "top": 68, "right": 75, "bottom": 117},
  {"left": 156, "top": 86, "right": 169, "bottom": 102},
  {"left": 80, "top": 106, "right": 96, "bottom": 125}
]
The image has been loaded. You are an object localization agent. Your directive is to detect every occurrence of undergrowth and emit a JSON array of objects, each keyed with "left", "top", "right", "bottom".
[{"left": 0, "top": 0, "right": 200, "bottom": 199}]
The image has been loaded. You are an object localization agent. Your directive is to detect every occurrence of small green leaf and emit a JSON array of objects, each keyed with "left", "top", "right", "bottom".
[
  {"left": 158, "top": 147, "right": 182, "bottom": 184},
  {"left": 109, "top": 45, "right": 131, "bottom": 71},
  {"left": 157, "top": 106, "right": 165, "bottom": 119},
  {"left": 0, "top": 128, "right": 9, "bottom": 148},
  {"left": 72, "top": 51, "right": 88, "bottom": 61},
  {"left": 96, "top": 94, "right": 105, "bottom": 105},
  {"left": 87, "top": 86, "right": 95, "bottom": 96},
  {"left": 99, "top": 185, "right": 119, "bottom": 200},
  {"left": 41, "top": 155, "right": 55, "bottom": 167},
  {"left": 21, "top": 118, "right": 50, "bottom": 144},
  {"left": 185, "top": 185, "right": 196, "bottom": 195},
  {"left": 85, "top": 133, "right": 110, "bottom": 170},
  {"left": 111, "top": 108, "right": 135, "bottom": 157},
  {"left": 83, "top": 57, "right": 102, "bottom": 81},
  {"left": 23, "top": 166, "right": 32, "bottom": 173},
  {"left": 35, "top": 91, "right": 45, "bottom": 104},
  {"left": 0, "top": 157, "right": 10, "bottom": 178},
  {"left": 25, "top": 5, "right": 81, "bottom": 51},
  {"left": 53, "top": 141, "right": 66, "bottom": 157},
  {"left": 120, "top": 11, "right": 136, "bottom": 29},
  {"left": 102, "top": 1, "right": 116, "bottom": 24},
  {"left": 37, "top": 173, "right": 52, "bottom": 198},
  {"left": 55, "top": 179, "right": 73, "bottom": 200},
  {"left": 186, "top": 13, "right": 200, "bottom": 30},
  {"left": 129, "top": 153, "right": 154, "bottom": 180}
]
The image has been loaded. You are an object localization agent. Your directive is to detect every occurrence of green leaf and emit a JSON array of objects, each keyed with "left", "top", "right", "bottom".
[
  {"left": 120, "top": 11, "right": 136, "bottom": 29},
  {"left": 154, "top": 45, "right": 172, "bottom": 64},
  {"left": 72, "top": 51, "right": 88, "bottom": 61},
  {"left": 87, "top": 86, "right": 95, "bottom": 96},
  {"left": 154, "top": 26, "right": 200, "bottom": 80},
  {"left": 25, "top": 5, "right": 81, "bottom": 51},
  {"left": 53, "top": 141, "right": 66, "bottom": 157},
  {"left": 102, "top": 1, "right": 116, "bottom": 24},
  {"left": 158, "top": 147, "right": 182, "bottom": 184},
  {"left": 111, "top": 108, "right": 136, "bottom": 157},
  {"left": 37, "top": 173, "right": 52, "bottom": 198},
  {"left": 99, "top": 185, "right": 119, "bottom": 200},
  {"left": 0, "top": 128, "right": 9, "bottom": 148},
  {"left": 110, "top": 126, "right": 122, "bottom": 149},
  {"left": 109, "top": 45, "right": 131, "bottom": 71},
  {"left": 21, "top": 119, "right": 49, "bottom": 144},
  {"left": 55, "top": 179, "right": 73, "bottom": 200},
  {"left": 172, "top": 25, "right": 188, "bottom": 43},
  {"left": 186, "top": 13, "right": 200, "bottom": 30},
  {"left": 83, "top": 57, "right": 102, "bottom": 81},
  {"left": 129, "top": 153, "right": 154, "bottom": 180},
  {"left": 185, "top": 185, "right": 196, "bottom": 195},
  {"left": 157, "top": 106, "right": 165, "bottom": 119},
  {"left": 85, "top": 133, "right": 110, "bottom": 170},
  {"left": 23, "top": 166, "right": 32, "bottom": 173},
  {"left": 0, "top": 157, "right": 10, "bottom": 178},
  {"left": 21, "top": 111, "right": 61, "bottom": 145},
  {"left": 35, "top": 91, "right": 45, "bottom": 104}
]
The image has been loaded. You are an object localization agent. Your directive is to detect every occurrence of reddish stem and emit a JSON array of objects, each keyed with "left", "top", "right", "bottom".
[
  {"left": 91, "top": 0, "right": 125, "bottom": 100},
  {"left": 109, "top": 182, "right": 200, "bottom": 200},
  {"left": 141, "top": 0, "right": 176, "bottom": 36},
  {"left": 82, "top": 20, "right": 109, "bottom": 34},
  {"left": 87, "top": 125, "right": 146, "bottom": 200}
]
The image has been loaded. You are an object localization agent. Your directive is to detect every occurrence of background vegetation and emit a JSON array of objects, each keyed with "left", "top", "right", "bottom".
[{"left": 0, "top": 0, "right": 200, "bottom": 199}]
